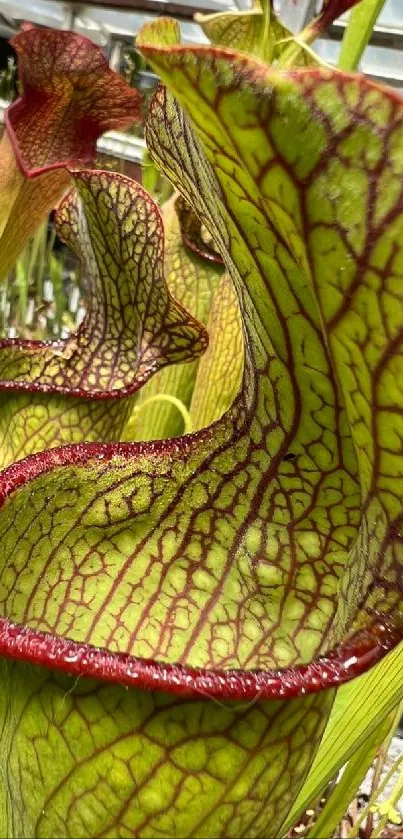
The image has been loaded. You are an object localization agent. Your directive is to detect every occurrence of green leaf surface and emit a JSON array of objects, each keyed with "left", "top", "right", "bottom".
[
  {"left": 143, "top": 51, "right": 403, "bottom": 647},
  {"left": 0, "top": 392, "right": 134, "bottom": 471},
  {"left": 190, "top": 272, "right": 243, "bottom": 430},
  {"left": 283, "top": 641, "right": 403, "bottom": 833},
  {"left": 0, "top": 171, "right": 206, "bottom": 466},
  {"left": 0, "top": 37, "right": 403, "bottom": 837},
  {"left": 124, "top": 196, "right": 223, "bottom": 441},
  {"left": 0, "top": 659, "right": 332, "bottom": 838}
]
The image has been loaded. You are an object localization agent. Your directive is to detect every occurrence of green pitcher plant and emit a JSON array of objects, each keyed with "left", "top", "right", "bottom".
[{"left": 0, "top": 2, "right": 402, "bottom": 837}]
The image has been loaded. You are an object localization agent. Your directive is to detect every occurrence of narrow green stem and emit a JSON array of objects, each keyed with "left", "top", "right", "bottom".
[
  {"left": 259, "top": 0, "right": 270, "bottom": 58},
  {"left": 347, "top": 751, "right": 403, "bottom": 838},
  {"left": 370, "top": 759, "right": 403, "bottom": 839},
  {"left": 338, "top": 0, "right": 387, "bottom": 71},
  {"left": 131, "top": 393, "right": 193, "bottom": 435},
  {"left": 362, "top": 701, "right": 403, "bottom": 837}
]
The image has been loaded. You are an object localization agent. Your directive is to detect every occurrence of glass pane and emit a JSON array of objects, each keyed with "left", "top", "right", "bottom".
[
  {"left": 315, "top": 38, "right": 403, "bottom": 91},
  {"left": 367, "top": 0, "right": 403, "bottom": 31}
]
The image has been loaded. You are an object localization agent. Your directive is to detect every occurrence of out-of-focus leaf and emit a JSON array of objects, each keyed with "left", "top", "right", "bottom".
[
  {"left": 136, "top": 17, "right": 181, "bottom": 49},
  {"left": 0, "top": 27, "right": 140, "bottom": 280},
  {"left": 195, "top": 0, "right": 286, "bottom": 64}
]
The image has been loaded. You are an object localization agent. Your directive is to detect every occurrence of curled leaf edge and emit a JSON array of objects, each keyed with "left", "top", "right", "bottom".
[{"left": 0, "top": 441, "right": 401, "bottom": 701}]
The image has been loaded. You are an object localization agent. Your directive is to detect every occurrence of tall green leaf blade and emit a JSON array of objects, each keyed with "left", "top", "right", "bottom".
[
  {"left": 338, "top": 0, "right": 387, "bottom": 71},
  {"left": 306, "top": 713, "right": 391, "bottom": 838}
]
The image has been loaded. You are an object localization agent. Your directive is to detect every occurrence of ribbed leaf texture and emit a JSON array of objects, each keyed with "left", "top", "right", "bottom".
[
  {"left": 0, "top": 172, "right": 206, "bottom": 467},
  {"left": 0, "top": 24, "right": 402, "bottom": 839}
]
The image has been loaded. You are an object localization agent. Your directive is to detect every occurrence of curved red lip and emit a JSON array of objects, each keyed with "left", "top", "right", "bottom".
[
  {"left": 0, "top": 442, "right": 401, "bottom": 699},
  {"left": 0, "top": 615, "right": 400, "bottom": 700}
]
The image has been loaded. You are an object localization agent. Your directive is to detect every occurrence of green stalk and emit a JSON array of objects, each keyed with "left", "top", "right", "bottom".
[
  {"left": 259, "top": 0, "right": 270, "bottom": 60},
  {"left": 50, "top": 253, "right": 64, "bottom": 334},
  {"left": 371, "top": 762, "right": 403, "bottom": 838},
  {"left": 338, "top": 0, "right": 387, "bottom": 71},
  {"left": 34, "top": 221, "right": 49, "bottom": 303},
  {"left": 124, "top": 393, "right": 192, "bottom": 440},
  {"left": 306, "top": 712, "right": 392, "bottom": 839},
  {"left": 15, "top": 253, "right": 28, "bottom": 330},
  {"left": 142, "top": 149, "right": 172, "bottom": 204},
  {"left": 361, "top": 700, "right": 403, "bottom": 837}
]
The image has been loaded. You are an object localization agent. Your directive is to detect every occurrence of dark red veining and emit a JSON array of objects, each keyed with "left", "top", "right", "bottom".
[
  {"left": 1, "top": 50, "right": 402, "bottom": 699},
  {"left": 6, "top": 28, "right": 140, "bottom": 178},
  {"left": 0, "top": 442, "right": 402, "bottom": 699},
  {"left": 0, "top": 169, "right": 208, "bottom": 400}
]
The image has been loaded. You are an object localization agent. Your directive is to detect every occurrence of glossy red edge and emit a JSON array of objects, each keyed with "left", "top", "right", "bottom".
[
  {"left": 0, "top": 372, "right": 175, "bottom": 400},
  {"left": 0, "top": 442, "right": 402, "bottom": 700},
  {"left": 182, "top": 232, "right": 224, "bottom": 266}
]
